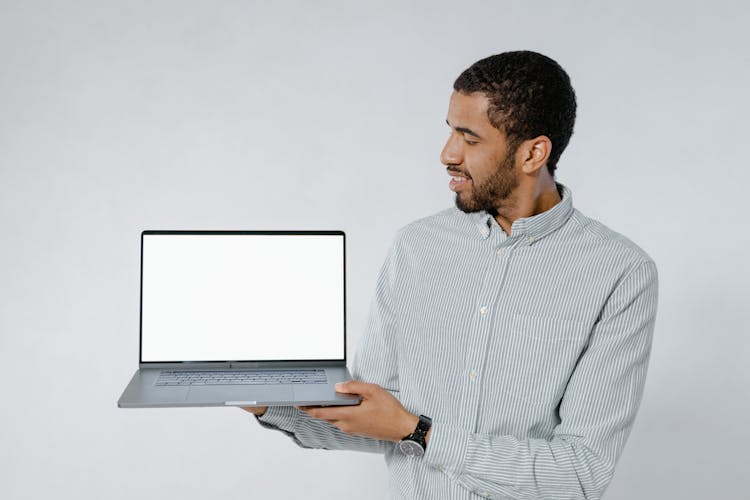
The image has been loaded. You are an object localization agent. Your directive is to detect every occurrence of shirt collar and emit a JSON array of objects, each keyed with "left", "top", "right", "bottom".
[{"left": 469, "top": 182, "right": 574, "bottom": 244}]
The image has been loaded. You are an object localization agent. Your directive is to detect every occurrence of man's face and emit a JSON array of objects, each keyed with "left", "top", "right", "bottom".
[{"left": 441, "top": 91, "right": 519, "bottom": 213}]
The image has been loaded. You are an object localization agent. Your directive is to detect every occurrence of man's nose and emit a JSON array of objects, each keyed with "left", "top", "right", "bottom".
[{"left": 440, "top": 133, "right": 463, "bottom": 167}]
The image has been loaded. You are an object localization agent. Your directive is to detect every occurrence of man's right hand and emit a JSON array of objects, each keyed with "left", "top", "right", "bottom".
[{"left": 240, "top": 406, "right": 268, "bottom": 417}]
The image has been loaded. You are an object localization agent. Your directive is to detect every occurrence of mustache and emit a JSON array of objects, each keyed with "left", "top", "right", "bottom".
[{"left": 446, "top": 167, "right": 471, "bottom": 178}]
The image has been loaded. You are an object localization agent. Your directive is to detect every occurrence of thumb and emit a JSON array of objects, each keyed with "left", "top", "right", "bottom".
[{"left": 335, "top": 380, "right": 374, "bottom": 396}]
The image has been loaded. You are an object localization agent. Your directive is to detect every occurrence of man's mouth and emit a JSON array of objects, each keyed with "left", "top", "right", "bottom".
[{"left": 448, "top": 171, "right": 472, "bottom": 192}]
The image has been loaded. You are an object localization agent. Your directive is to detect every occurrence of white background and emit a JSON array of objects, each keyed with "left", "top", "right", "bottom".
[
  {"left": 1, "top": 1, "right": 748, "bottom": 499},
  {"left": 141, "top": 234, "right": 344, "bottom": 362}
]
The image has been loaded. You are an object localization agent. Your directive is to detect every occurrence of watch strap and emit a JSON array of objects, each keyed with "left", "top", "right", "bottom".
[{"left": 403, "top": 414, "right": 432, "bottom": 449}]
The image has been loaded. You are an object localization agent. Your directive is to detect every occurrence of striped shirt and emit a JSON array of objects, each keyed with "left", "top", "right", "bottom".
[{"left": 257, "top": 183, "right": 659, "bottom": 500}]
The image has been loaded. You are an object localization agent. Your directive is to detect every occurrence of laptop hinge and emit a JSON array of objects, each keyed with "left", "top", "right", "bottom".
[
  {"left": 139, "top": 360, "right": 347, "bottom": 369},
  {"left": 139, "top": 361, "right": 231, "bottom": 369},
  {"left": 228, "top": 360, "right": 347, "bottom": 369}
]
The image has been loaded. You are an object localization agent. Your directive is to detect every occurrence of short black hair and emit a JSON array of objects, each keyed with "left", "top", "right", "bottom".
[{"left": 453, "top": 51, "right": 577, "bottom": 176}]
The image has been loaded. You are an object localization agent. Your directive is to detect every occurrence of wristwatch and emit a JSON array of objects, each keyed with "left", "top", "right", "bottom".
[{"left": 398, "top": 414, "right": 432, "bottom": 457}]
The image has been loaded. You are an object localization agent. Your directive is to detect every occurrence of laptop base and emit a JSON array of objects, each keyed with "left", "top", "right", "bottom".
[{"left": 118, "top": 366, "right": 361, "bottom": 408}]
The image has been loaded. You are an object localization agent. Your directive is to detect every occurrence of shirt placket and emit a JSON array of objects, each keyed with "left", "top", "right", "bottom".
[{"left": 458, "top": 227, "right": 514, "bottom": 430}]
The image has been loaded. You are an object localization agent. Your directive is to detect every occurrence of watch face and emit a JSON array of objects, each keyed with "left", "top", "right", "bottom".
[{"left": 398, "top": 440, "right": 425, "bottom": 457}]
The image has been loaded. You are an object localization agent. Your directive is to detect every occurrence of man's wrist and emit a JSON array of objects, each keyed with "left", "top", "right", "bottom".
[
  {"left": 397, "top": 412, "right": 420, "bottom": 441},
  {"left": 397, "top": 414, "right": 432, "bottom": 457}
]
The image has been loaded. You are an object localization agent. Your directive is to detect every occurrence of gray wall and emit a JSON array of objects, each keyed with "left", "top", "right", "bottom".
[{"left": 1, "top": 1, "right": 748, "bottom": 498}]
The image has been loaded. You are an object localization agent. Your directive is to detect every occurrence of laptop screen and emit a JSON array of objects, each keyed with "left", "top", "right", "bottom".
[{"left": 140, "top": 231, "right": 345, "bottom": 363}]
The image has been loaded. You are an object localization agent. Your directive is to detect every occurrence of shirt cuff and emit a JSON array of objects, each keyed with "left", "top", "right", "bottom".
[
  {"left": 256, "top": 406, "right": 299, "bottom": 432},
  {"left": 422, "top": 421, "right": 470, "bottom": 478}
]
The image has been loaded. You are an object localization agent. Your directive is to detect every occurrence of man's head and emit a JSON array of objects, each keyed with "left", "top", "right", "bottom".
[{"left": 441, "top": 51, "right": 576, "bottom": 214}]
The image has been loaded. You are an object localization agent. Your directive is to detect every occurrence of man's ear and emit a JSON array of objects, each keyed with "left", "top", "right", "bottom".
[{"left": 520, "top": 136, "right": 552, "bottom": 175}]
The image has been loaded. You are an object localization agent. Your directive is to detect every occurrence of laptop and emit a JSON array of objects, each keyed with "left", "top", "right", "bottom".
[{"left": 118, "top": 230, "right": 361, "bottom": 408}]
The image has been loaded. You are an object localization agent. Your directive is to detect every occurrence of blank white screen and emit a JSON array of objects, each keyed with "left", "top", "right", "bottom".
[{"left": 140, "top": 233, "right": 345, "bottom": 362}]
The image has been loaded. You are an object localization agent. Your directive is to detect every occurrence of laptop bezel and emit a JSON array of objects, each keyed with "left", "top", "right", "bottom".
[{"left": 138, "top": 230, "right": 348, "bottom": 369}]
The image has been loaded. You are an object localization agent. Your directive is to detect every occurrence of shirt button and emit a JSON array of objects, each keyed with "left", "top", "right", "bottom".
[
  {"left": 496, "top": 247, "right": 505, "bottom": 257},
  {"left": 436, "top": 464, "right": 445, "bottom": 472},
  {"left": 481, "top": 228, "right": 489, "bottom": 237},
  {"left": 527, "top": 236, "right": 535, "bottom": 244},
  {"left": 479, "top": 306, "right": 488, "bottom": 316},
  {"left": 469, "top": 369, "right": 478, "bottom": 381}
]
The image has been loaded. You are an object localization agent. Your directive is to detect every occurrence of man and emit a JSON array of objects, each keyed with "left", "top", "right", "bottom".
[{"left": 243, "top": 51, "right": 658, "bottom": 500}]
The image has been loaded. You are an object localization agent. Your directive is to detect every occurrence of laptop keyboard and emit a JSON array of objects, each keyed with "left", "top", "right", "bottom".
[{"left": 155, "top": 369, "right": 328, "bottom": 386}]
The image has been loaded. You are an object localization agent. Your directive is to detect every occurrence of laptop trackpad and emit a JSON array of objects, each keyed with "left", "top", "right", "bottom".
[{"left": 186, "top": 385, "right": 293, "bottom": 404}]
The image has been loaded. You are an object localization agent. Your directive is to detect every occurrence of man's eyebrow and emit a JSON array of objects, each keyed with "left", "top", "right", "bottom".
[{"left": 446, "top": 119, "right": 482, "bottom": 139}]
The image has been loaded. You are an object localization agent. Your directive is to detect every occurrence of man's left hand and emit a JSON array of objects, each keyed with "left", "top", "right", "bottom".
[{"left": 299, "top": 381, "right": 418, "bottom": 442}]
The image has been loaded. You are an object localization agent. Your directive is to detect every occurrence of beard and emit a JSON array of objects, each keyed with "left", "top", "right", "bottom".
[{"left": 455, "top": 148, "right": 519, "bottom": 214}]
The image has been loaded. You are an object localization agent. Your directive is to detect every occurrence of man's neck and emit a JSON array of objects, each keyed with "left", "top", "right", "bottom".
[{"left": 493, "top": 180, "right": 562, "bottom": 236}]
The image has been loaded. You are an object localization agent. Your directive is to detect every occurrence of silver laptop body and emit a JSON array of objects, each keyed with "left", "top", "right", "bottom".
[{"left": 118, "top": 230, "right": 360, "bottom": 408}]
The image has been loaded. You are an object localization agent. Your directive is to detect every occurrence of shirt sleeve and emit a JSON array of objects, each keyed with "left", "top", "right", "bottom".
[
  {"left": 254, "top": 237, "right": 401, "bottom": 456},
  {"left": 422, "top": 260, "right": 659, "bottom": 500},
  {"left": 254, "top": 405, "right": 392, "bottom": 453}
]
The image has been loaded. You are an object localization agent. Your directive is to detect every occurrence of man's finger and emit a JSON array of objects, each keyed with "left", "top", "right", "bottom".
[
  {"left": 334, "top": 380, "right": 375, "bottom": 396},
  {"left": 240, "top": 406, "right": 267, "bottom": 416},
  {"left": 302, "top": 405, "right": 356, "bottom": 421}
]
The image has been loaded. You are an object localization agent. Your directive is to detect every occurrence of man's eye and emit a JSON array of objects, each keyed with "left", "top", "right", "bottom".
[{"left": 464, "top": 138, "right": 478, "bottom": 145}]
